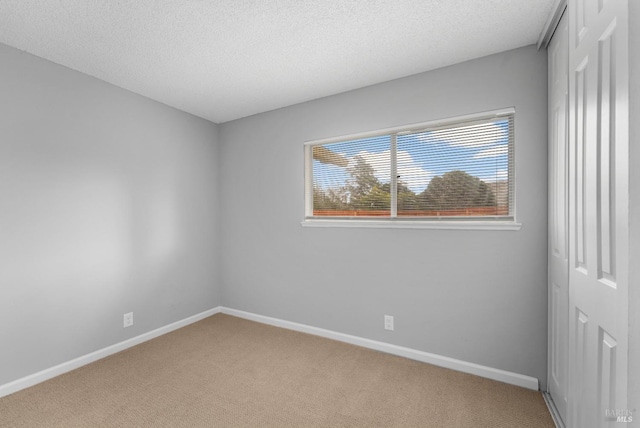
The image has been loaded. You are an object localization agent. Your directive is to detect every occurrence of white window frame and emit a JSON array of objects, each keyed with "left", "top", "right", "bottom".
[{"left": 302, "top": 108, "right": 521, "bottom": 230}]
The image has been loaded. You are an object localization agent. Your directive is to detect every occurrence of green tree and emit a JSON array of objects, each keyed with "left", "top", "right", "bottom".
[
  {"left": 324, "top": 155, "right": 429, "bottom": 213},
  {"left": 418, "top": 170, "right": 495, "bottom": 210},
  {"left": 344, "top": 155, "right": 393, "bottom": 211},
  {"left": 313, "top": 186, "right": 348, "bottom": 211},
  {"left": 358, "top": 185, "right": 391, "bottom": 210},
  {"left": 346, "top": 157, "right": 420, "bottom": 211},
  {"left": 380, "top": 181, "right": 418, "bottom": 212},
  {"left": 397, "top": 180, "right": 418, "bottom": 211},
  {"left": 345, "top": 155, "right": 380, "bottom": 208}
]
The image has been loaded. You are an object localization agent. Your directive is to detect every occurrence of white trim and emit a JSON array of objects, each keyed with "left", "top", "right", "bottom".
[
  {"left": 537, "top": 0, "right": 567, "bottom": 50},
  {"left": 303, "top": 145, "right": 313, "bottom": 217},
  {"left": 304, "top": 107, "right": 515, "bottom": 146},
  {"left": 301, "top": 219, "right": 522, "bottom": 231},
  {"left": 221, "top": 307, "right": 539, "bottom": 390},
  {"left": 1, "top": 305, "right": 538, "bottom": 398},
  {"left": 390, "top": 134, "right": 398, "bottom": 217},
  {"left": 304, "top": 108, "right": 517, "bottom": 227},
  {"left": 542, "top": 391, "right": 566, "bottom": 428},
  {"left": 0, "top": 307, "right": 222, "bottom": 398}
]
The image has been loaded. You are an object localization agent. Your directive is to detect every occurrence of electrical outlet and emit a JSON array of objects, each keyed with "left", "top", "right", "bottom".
[
  {"left": 123, "top": 312, "right": 133, "bottom": 328},
  {"left": 384, "top": 315, "right": 394, "bottom": 331}
]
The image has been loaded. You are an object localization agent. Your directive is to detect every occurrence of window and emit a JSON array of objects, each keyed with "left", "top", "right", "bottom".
[{"left": 303, "top": 109, "right": 518, "bottom": 229}]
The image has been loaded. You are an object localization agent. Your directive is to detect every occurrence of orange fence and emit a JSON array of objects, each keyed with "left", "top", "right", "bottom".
[{"left": 313, "top": 206, "right": 509, "bottom": 217}]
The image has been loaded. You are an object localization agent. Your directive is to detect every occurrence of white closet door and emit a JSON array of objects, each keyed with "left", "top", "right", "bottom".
[
  {"left": 548, "top": 9, "right": 569, "bottom": 424},
  {"left": 567, "top": 0, "right": 629, "bottom": 427}
]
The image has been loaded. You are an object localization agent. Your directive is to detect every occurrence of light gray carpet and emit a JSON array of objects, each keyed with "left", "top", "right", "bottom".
[{"left": 0, "top": 314, "right": 554, "bottom": 427}]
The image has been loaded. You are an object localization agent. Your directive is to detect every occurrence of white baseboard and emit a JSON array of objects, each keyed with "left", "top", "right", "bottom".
[
  {"left": 1, "top": 305, "right": 539, "bottom": 398},
  {"left": 221, "top": 307, "right": 540, "bottom": 391},
  {"left": 0, "top": 307, "right": 222, "bottom": 398}
]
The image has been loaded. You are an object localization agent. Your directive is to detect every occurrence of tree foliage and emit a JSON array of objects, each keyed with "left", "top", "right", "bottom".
[
  {"left": 417, "top": 170, "right": 495, "bottom": 210},
  {"left": 345, "top": 155, "right": 380, "bottom": 209},
  {"left": 313, "top": 186, "right": 347, "bottom": 211},
  {"left": 380, "top": 181, "right": 417, "bottom": 211},
  {"left": 314, "top": 159, "right": 496, "bottom": 214}
]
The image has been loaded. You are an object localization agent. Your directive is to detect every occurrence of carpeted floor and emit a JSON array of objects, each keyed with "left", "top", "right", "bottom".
[{"left": 0, "top": 314, "right": 554, "bottom": 427}]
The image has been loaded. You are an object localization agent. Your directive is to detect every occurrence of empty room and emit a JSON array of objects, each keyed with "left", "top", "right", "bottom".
[{"left": 1, "top": 1, "right": 638, "bottom": 427}]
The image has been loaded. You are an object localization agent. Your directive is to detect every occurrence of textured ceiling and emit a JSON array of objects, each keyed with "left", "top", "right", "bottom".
[{"left": 0, "top": 1, "right": 556, "bottom": 123}]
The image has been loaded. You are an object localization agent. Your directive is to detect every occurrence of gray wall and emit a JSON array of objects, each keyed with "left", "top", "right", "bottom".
[
  {"left": 0, "top": 43, "right": 221, "bottom": 385},
  {"left": 0, "top": 41, "right": 550, "bottom": 391},
  {"left": 219, "top": 45, "right": 549, "bottom": 387}
]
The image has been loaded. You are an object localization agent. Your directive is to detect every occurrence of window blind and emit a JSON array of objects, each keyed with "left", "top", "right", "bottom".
[{"left": 305, "top": 110, "right": 514, "bottom": 221}]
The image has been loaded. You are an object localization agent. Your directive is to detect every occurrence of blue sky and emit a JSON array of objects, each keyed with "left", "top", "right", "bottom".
[{"left": 313, "top": 119, "right": 509, "bottom": 194}]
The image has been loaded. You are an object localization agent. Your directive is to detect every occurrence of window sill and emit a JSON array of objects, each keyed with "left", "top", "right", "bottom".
[{"left": 300, "top": 219, "right": 522, "bottom": 231}]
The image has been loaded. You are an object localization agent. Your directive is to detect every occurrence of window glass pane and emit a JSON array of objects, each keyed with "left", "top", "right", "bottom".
[
  {"left": 396, "top": 118, "right": 511, "bottom": 217},
  {"left": 306, "top": 111, "right": 514, "bottom": 221},
  {"left": 312, "top": 135, "right": 391, "bottom": 216}
]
